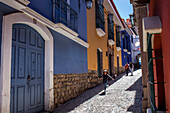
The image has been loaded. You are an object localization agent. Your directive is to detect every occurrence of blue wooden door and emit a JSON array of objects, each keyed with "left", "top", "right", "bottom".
[{"left": 10, "top": 24, "right": 45, "bottom": 113}]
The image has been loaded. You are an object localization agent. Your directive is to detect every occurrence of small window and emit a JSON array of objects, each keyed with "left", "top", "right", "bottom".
[{"left": 97, "top": 48, "right": 103, "bottom": 76}]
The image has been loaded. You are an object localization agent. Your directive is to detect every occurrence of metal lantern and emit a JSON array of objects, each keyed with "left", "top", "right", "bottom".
[
  {"left": 85, "top": 0, "right": 93, "bottom": 9},
  {"left": 129, "top": 14, "right": 135, "bottom": 26},
  {"left": 96, "top": 0, "right": 104, "bottom": 5},
  {"left": 108, "top": 13, "right": 113, "bottom": 22},
  {"left": 116, "top": 25, "right": 121, "bottom": 32}
]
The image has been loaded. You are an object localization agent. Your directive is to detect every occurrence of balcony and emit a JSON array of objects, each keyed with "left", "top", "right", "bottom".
[
  {"left": 108, "top": 19, "right": 114, "bottom": 41},
  {"left": 116, "top": 26, "right": 121, "bottom": 51},
  {"left": 122, "top": 32, "right": 127, "bottom": 52},
  {"left": 55, "top": 0, "right": 78, "bottom": 32},
  {"left": 95, "top": 2, "right": 106, "bottom": 37}
]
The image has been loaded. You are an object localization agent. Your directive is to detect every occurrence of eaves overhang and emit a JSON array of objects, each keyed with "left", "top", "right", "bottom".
[
  {"left": 104, "top": 0, "right": 125, "bottom": 30},
  {"left": 142, "top": 16, "right": 162, "bottom": 52}
]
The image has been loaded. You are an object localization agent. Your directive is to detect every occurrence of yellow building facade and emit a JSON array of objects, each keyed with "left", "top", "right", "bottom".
[
  {"left": 87, "top": 0, "right": 125, "bottom": 75},
  {"left": 87, "top": 2, "right": 109, "bottom": 72}
]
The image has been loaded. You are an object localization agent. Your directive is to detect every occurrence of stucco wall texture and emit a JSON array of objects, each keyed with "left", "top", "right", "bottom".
[
  {"left": 149, "top": 0, "right": 170, "bottom": 112},
  {"left": 86, "top": 2, "right": 109, "bottom": 71},
  {"left": 49, "top": 28, "right": 88, "bottom": 74}
]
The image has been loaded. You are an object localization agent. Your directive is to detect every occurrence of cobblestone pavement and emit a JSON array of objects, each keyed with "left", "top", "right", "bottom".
[{"left": 54, "top": 69, "right": 142, "bottom": 113}]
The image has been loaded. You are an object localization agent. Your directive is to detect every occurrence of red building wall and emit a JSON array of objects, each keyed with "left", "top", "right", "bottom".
[{"left": 149, "top": 0, "right": 170, "bottom": 112}]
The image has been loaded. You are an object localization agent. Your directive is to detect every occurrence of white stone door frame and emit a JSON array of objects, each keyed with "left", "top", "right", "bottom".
[{"left": 0, "top": 13, "right": 54, "bottom": 113}]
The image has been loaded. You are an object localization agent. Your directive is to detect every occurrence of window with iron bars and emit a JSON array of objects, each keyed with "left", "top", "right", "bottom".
[
  {"left": 95, "top": 1, "right": 105, "bottom": 31},
  {"left": 108, "top": 18, "right": 114, "bottom": 40},
  {"left": 54, "top": 0, "right": 78, "bottom": 32},
  {"left": 116, "top": 28, "right": 121, "bottom": 47}
]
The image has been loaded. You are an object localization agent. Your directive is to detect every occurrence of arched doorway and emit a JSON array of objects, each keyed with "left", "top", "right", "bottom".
[
  {"left": 10, "top": 24, "right": 45, "bottom": 113},
  {"left": 0, "top": 13, "right": 54, "bottom": 113}
]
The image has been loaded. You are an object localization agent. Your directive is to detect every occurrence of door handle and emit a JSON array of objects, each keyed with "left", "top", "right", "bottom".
[
  {"left": 27, "top": 75, "right": 34, "bottom": 80},
  {"left": 27, "top": 75, "right": 31, "bottom": 80}
]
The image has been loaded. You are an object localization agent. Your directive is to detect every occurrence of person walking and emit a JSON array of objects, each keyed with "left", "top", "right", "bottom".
[
  {"left": 129, "top": 62, "right": 134, "bottom": 76},
  {"left": 125, "top": 63, "right": 129, "bottom": 76},
  {"left": 101, "top": 70, "right": 114, "bottom": 93}
]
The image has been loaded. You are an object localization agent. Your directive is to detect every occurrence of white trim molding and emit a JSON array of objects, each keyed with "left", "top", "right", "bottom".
[
  {"left": 142, "top": 16, "right": 162, "bottom": 52},
  {"left": 54, "top": 23, "right": 79, "bottom": 37},
  {"left": 0, "top": 13, "right": 54, "bottom": 113},
  {"left": 15, "top": 0, "right": 30, "bottom": 6},
  {"left": 116, "top": 47, "right": 121, "bottom": 51},
  {"left": 96, "top": 28, "right": 106, "bottom": 37},
  {"left": 108, "top": 39, "right": 115, "bottom": 46},
  {"left": 127, "top": 52, "right": 131, "bottom": 55},
  {"left": 97, "top": 48, "right": 102, "bottom": 52},
  {"left": 123, "top": 49, "right": 128, "bottom": 52}
]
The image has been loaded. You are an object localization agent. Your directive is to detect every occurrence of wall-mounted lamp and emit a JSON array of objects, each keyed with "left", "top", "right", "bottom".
[
  {"left": 96, "top": 0, "right": 104, "bottom": 5},
  {"left": 129, "top": 14, "right": 135, "bottom": 26},
  {"left": 116, "top": 25, "right": 121, "bottom": 32},
  {"left": 85, "top": 0, "right": 93, "bottom": 9},
  {"left": 108, "top": 13, "right": 114, "bottom": 23}
]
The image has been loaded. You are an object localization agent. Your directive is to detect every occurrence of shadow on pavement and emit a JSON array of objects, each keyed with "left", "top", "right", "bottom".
[
  {"left": 53, "top": 72, "right": 126, "bottom": 113},
  {"left": 126, "top": 76, "right": 143, "bottom": 113}
]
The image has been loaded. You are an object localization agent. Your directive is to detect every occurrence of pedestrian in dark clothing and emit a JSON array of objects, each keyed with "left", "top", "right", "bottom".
[
  {"left": 101, "top": 70, "right": 114, "bottom": 93},
  {"left": 129, "top": 62, "right": 134, "bottom": 76},
  {"left": 125, "top": 63, "right": 129, "bottom": 76}
]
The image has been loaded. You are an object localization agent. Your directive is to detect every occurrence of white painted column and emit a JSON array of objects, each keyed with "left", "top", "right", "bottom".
[{"left": 0, "top": 13, "right": 13, "bottom": 113}]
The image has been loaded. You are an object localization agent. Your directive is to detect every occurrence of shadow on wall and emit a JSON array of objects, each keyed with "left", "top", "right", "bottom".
[
  {"left": 53, "top": 72, "right": 126, "bottom": 113},
  {"left": 126, "top": 76, "right": 143, "bottom": 113}
]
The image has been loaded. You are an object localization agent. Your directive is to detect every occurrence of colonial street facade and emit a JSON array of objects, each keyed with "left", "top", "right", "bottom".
[
  {"left": 0, "top": 0, "right": 133, "bottom": 113},
  {"left": 130, "top": 0, "right": 169, "bottom": 113}
]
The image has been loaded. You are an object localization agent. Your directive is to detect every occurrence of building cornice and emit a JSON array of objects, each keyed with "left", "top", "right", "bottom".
[
  {"left": 104, "top": 0, "right": 125, "bottom": 30},
  {"left": 15, "top": 0, "right": 30, "bottom": 6}
]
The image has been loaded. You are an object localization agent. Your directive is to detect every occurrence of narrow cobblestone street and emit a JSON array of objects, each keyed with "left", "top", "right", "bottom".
[{"left": 54, "top": 69, "right": 142, "bottom": 113}]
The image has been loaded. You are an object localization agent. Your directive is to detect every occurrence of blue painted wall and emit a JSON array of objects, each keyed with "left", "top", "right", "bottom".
[
  {"left": 121, "top": 30, "right": 132, "bottom": 66},
  {"left": 121, "top": 37, "right": 128, "bottom": 66},
  {"left": 70, "top": 0, "right": 87, "bottom": 42},
  {"left": 49, "top": 28, "right": 88, "bottom": 74},
  {"left": 28, "top": 0, "right": 53, "bottom": 21},
  {"left": 28, "top": 0, "right": 87, "bottom": 42}
]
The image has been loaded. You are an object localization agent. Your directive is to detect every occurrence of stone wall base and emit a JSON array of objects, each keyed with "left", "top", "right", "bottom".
[
  {"left": 53, "top": 70, "right": 102, "bottom": 107},
  {"left": 114, "top": 66, "right": 125, "bottom": 74}
]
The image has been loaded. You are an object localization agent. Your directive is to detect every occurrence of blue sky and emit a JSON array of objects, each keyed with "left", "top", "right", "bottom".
[{"left": 113, "top": 0, "right": 133, "bottom": 20}]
